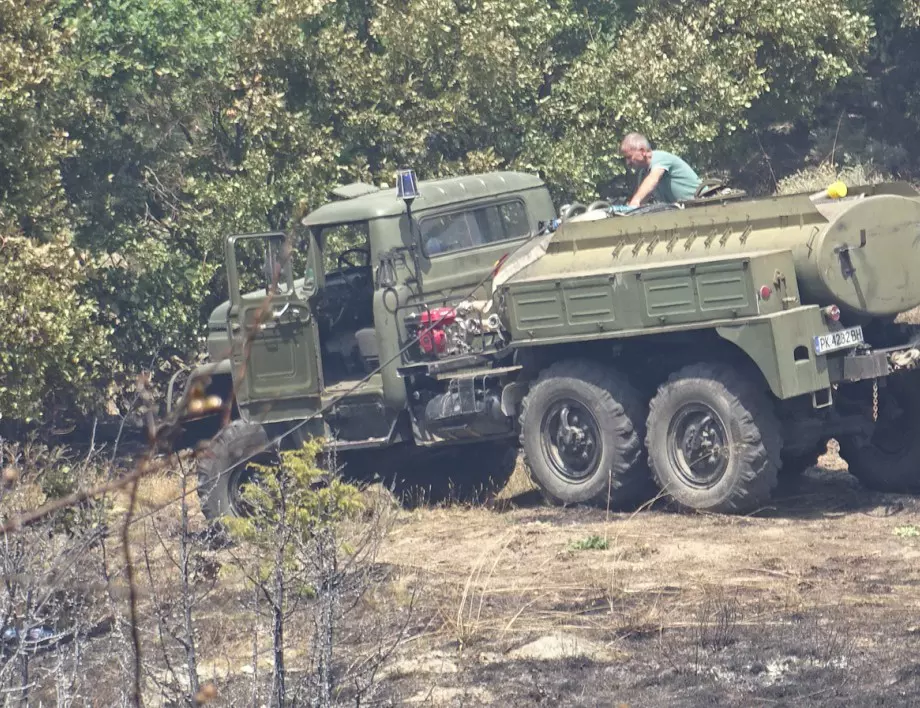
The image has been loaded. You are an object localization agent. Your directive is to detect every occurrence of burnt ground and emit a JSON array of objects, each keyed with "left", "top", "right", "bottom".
[{"left": 365, "top": 450, "right": 920, "bottom": 707}]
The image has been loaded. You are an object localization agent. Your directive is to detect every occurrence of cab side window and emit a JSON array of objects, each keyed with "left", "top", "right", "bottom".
[{"left": 423, "top": 201, "right": 530, "bottom": 256}]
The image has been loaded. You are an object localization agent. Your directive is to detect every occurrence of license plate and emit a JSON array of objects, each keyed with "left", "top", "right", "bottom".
[{"left": 813, "top": 326, "right": 864, "bottom": 355}]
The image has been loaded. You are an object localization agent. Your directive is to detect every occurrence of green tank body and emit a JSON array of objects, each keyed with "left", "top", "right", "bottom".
[{"left": 503, "top": 183, "right": 920, "bottom": 318}]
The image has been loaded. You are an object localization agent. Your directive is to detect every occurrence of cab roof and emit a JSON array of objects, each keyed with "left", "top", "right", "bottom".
[{"left": 301, "top": 170, "right": 546, "bottom": 227}]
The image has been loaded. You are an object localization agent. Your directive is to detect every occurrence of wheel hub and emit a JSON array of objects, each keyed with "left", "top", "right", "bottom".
[
  {"left": 667, "top": 403, "right": 730, "bottom": 488},
  {"left": 227, "top": 461, "right": 266, "bottom": 517},
  {"left": 541, "top": 399, "right": 602, "bottom": 481}
]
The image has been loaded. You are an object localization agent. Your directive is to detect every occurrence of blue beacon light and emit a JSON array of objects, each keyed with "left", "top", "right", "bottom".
[{"left": 396, "top": 168, "right": 420, "bottom": 205}]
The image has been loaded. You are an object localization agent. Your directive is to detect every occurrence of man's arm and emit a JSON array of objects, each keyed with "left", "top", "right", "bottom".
[{"left": 627, "top": 167, "right": 666, "bottom": 207}]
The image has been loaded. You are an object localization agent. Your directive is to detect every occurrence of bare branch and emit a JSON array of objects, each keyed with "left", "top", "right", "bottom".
[{"left": 123, "top": 477, "right": 144, "bottom": 708}]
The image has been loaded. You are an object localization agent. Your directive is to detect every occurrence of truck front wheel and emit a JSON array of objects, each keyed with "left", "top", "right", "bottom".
[
  {"left": 519, "top": 359, "right": 654, "bottom": 509},
  {"left": 196, "top": 420, "right": 279, "bottom": 523},
  {"left": 645, "top": 363, "right": 782, "bottom": 514}
]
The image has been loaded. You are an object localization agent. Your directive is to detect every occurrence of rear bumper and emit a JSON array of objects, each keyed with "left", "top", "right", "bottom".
[{"left": 829, "top": 344, "right": 920, "bottom": 384}]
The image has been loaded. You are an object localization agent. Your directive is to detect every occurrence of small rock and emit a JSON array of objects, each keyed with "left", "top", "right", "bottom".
[
  {"left": 507, "top": 632, "right": 617, "bottom": 662},
  {"left": 381, "top": 650, "right": 459, "bottom": 678},
  {"left": 477, "top": 651, "right": 502, "bottom": 665},
  {"left": 407, "top": 686, "right": 494, "bottom": 705}
]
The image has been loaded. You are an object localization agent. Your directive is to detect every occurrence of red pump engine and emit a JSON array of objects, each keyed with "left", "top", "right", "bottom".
[
  {"left": 417, "top": 307, "right": 456, "bottom": 356},
  {"left": 404, "top": 302, "right": 504, "bottom": 360}
]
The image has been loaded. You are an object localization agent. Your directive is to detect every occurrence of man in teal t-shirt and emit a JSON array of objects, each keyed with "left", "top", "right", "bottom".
[{"left": 619, "top": 132, "right": 701, "bottom": 206}]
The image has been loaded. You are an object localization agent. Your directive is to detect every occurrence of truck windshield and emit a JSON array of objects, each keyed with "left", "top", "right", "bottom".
[{"left": 315, "top": 221, "right": 370, "bottom": 275}]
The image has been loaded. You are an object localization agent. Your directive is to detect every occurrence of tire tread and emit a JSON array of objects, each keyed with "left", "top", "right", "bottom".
[
  {"left": 645, "top": 362, "right": 781, "bottom": 514},
  {"left": 519, "top": 358, "right": 654, "bottom": 508},
  {"left": 196, "top": 419, "right": 274, "bottom": 522}
]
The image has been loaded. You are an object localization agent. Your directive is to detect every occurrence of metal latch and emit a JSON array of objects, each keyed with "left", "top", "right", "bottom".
[{"left": 834, "top": 229, "right": 866, "bottom": 279}]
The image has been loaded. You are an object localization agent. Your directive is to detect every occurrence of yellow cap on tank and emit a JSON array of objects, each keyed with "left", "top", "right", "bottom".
[{"left": 827, "top": 181, "right": 848, "bottom": 199}]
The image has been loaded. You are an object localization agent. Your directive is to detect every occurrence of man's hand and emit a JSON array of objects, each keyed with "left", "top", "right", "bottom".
[{"left": 627, "top": 167, "right": 665, "bottom": 207}]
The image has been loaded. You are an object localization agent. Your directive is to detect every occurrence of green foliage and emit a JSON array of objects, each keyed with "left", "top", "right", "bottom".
[
  {"left": 527, "top": 0, "right": 873, "bottom": 201},
  {"left": 224, "top": 439, "right": 364, "bottom": 573},
  {"left": 904, "top": 0, "right": 920, "bottom": 25},
  {"left": 894, "top": 525, "right": 920, "bottom": 538},
  {"left": 569, "top": 534, "right": 610, "bottom": 551},
  {"left": 0, "top": 234, "right": 113, "bottom": 423},
  {"left": 0, "top": 0, "right": 77, "bottom": 241}
]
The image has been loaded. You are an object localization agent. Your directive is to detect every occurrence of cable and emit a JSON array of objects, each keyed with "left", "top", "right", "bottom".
[{"left": 126, "top": 249, "right": 515, "bottom": 528}]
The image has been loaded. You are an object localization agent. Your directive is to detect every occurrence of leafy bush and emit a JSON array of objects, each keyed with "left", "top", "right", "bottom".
[{"left": 0, "top": 234, "right": 113, "bottom": 424}]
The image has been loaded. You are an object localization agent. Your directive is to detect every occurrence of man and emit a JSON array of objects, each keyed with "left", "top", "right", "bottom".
[{"left": 619, "top": 132, "right": 701, "bottom": 207}]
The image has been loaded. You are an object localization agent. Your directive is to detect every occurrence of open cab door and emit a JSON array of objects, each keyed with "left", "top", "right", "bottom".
[{"left": 226, "top": 231, "right": 323, "bottom": 423}]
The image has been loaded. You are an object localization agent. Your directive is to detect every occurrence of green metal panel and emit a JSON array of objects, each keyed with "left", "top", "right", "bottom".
[
  {"left": 640, "top": 268, "right": 698, "bottom": 321},
  {"left": 502, "top": 245, "right": 839, "bottom": 401},
  {"left": 232, "top": 293, "right": 323, "bottom": 424},
  {"left": 511, "top": 287, "right": 567, "bottom": 333},
  {"left": 562, "top": 277, "right": 617, "bottom": 326},
  {"left": 302, "top": 171, "right": 548, "bottom": 226},
  {"left": 505, "top": 253, "right": 766, "bottom": 339},
  {"left": 697, "top": 262, "right": 751, "bottom": 313},
  {"left": 638, "top": 259, "right": 755, "bottom": 325},
  {"left": 225, "top": 232, "right": 324, "bottom": 425},
  {"left": 716, "top": 306, "right": 830, "bottom": 400}
]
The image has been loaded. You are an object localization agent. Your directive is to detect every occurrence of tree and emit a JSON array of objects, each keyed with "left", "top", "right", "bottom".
[
  {"left": 0, "top": 0, "right": 114, "bottom": 425},
  {"left": 224, "top": 441, "right": 407, "bottom": 707},
  {"left": 520, "top": 0, "right": 873, "bottom": 201}
]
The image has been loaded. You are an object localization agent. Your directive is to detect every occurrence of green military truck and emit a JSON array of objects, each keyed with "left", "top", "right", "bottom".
[{"left": 167, "top": 169, "right": 920, "bottom": 520}]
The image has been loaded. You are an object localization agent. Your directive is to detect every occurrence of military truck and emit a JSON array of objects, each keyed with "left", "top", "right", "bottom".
[{"left": 167, "top": 169, "right": 920, "bottom": 521}]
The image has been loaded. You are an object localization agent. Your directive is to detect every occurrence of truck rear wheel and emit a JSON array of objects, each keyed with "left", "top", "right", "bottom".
[
  {"left": 838, "top": 380, "right": 920, "bottom": 493},
  {"left": 196, "top": 420, "right": 279, "bottom": 523},
  {"left": 645, "top": 363, "right": 781, "bottom": 514},
  {"left": 519, "top": 359, "right": 654, "bottom": 509}
]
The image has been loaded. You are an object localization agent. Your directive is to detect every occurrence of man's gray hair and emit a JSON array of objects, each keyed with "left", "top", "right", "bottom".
[{"left": 620, "top": 132, "right": 650, "bottom": 151}]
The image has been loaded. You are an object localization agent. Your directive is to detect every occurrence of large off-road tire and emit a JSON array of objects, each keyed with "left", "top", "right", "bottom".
[
  {"left": 196, "top": 420, "right": 279, "bottom": 522},
  {"left": 519, "top": 359, "right": 655, "bottom": 509},
  {"left": 645, "top": 363, "right": 782, "bottom": 514},
  {"left": 837, "top": 379, "right": 920, "bottom": 493}
]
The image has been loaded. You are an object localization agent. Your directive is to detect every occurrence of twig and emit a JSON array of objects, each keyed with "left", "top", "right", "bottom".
[
  {"left": 123, "top": 475, "right": 144, "bottom": 707},
  {"left": 738, "top": 566, "right": 798, "bottom": 580},
  {"left": 756, "top": 131, "right": 778, "bottom": 191},
  {"left": 829, "top": 110, "right": 845, "bottom": 167}
]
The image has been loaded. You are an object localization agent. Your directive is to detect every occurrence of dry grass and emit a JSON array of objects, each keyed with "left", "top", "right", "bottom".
[{"left": 360, "top": 444, "right": 920, "bottom": 703}]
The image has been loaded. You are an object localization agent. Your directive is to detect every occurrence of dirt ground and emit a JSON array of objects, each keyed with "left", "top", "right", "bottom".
[{"left": 364, "top": 448, "right": 920, "bottom": 707}]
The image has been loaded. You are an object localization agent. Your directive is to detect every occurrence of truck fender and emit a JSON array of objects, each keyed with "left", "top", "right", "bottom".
[
  {"left": 501, "top": 381, "right": 529, "bottom": 417},
  {"left": 715, "top": 322, "right": 785, "bottom": 400}
]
